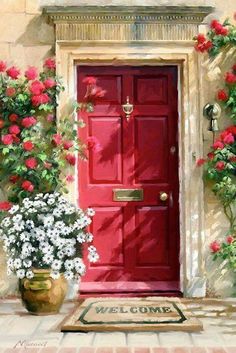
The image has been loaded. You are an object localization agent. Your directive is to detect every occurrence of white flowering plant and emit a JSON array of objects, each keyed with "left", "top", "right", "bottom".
[{"left": 0, "top": 192, "right": 99, "bottom": 281}]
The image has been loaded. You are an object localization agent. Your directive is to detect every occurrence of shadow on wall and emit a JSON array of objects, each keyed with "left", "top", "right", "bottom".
[{"left": 14, "top": 14, "right": 55, "bottom": 64}]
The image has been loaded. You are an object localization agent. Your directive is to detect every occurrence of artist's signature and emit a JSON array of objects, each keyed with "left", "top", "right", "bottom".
[{"left": 13, "top": 340, "right": 48, "bottom": 349}]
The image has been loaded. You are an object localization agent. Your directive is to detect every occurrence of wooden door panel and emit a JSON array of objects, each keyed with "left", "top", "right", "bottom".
[
  {"left": 135, "top": 206, "right": 168, "bottom": 266},
  {"left": 89, "top": 117, "right": 122, "bottom": 183},
  {"left": 134, "top": 76, "right": 168, "bottom": 104},
  {"left": 90, "top": 207, "right": 124, "bottom": 267},
  {"left": 134, "top": 117, "right": 168, "bottom": 183}
]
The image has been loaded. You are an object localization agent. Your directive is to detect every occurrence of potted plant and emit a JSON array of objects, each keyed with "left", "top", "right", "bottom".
[
  {"left": 0, "top": 192, "right": 98, "bottom": 314},
  {"left": 0, "top": 59, "right": 105, "bottom": 313}
]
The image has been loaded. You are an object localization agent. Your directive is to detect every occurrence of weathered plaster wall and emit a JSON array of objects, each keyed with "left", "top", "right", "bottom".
[{"left": 0, "top": 0, "right": 235, "bottom": 297}]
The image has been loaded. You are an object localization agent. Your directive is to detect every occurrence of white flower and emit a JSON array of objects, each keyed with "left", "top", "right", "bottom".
[
  {"left": 20, "top": 232, "right": 30, "bottom": 242},
  {"left": 88, "top": 252, "right": 99, "bottom": 263},
  {"left": 14, "top": 258, "right": 22, "bottom": 269},
  {"left": 57, "top": 250, "right": 65, "bottom": 259},
  {"left": 43, "top": 254, "right": 54, "bottom": 265},
  {"left": 13, "top": 221, "right": 25, "bottom": 232},
  {"left": 26, "top": 270, "right": 34, "bottom": 279},
  {"left": 77, "top": 232, "right": 86, "bottom": 243},
  {"left": 87, "top": 208, "right": 95, "bottom": 217},
  {"left": 85, "top": 232, "right": 93, "bottom": 243},
  {"left": 26, "top": 220, "right": 34, "bottom": 230},
  {"left": 12, "top": 214, "right": 23, "bottom": 223},
  {"left": 88, "top": 245, "right": 97, "bottom": 253},
  {"left": 43, "top": 215, "right": 54, "bottom": 228},
  {"left": 50, "top": 270, "right": 60, "bottom": 279},
  {"left": 65, "top": 206, "right": 75, "bottom": 215},
  {"left": 8, "top": 205, "right": 19, "bottom": 214},
  {"left": 74, "top": 258, "right": 86, "bottom": 275},
  {"left": 51, "top": 259, "right": 62, "bottom": 271},
  {"left": 16, "top": 269, "right": 25, "bottom": 279},
  {"left": 7, "top": 258, "right": 14, "bottom": 270},
  {"left": 64, "top": 247, "right": 76, "bottom": 257},
  {"left": 1, "top": 217, "right": 11, "bottom": 227},
  {"left": 47, "top": 198, "right": 55, "bottom": 205},
  {"left": 61, "top": 226, "right": 72, "bottom": 236},
  {"left": 53, "top": 209, "right": 62, "bottom": 218},
  {"left": 55, "top": 221, "right": 65, "bottom": 229},
  {"left": 65, "top": 259, "right": 74, "bottom": 271},
  {"left": 64, "top": 271, "right": 74, "bottom": 280}
]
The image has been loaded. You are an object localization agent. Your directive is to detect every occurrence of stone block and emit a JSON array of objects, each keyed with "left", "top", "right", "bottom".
[
  {"left": 0, "top": 0, "right": 25, "bottom": 13},
  {"left": 26, "top": 0, "right": 41, "bottom": 14}
]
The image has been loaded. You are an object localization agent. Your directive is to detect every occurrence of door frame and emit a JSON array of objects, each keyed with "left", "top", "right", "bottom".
[{"left": 55, "top": 41, "right": 206, "bottom": 297}]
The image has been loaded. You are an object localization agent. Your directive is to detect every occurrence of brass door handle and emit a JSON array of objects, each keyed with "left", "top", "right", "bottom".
[{"left": 160, "top": 192, "right": 168, "bottom": 201}]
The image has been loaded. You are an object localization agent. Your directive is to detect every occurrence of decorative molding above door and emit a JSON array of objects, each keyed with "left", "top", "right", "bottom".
[{"left": 44, "top": 6, "right": 213, "bottom": 41}]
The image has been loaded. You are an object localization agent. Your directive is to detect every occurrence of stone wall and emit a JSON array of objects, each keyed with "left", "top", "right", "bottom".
[{"left": 0, "top": 0, "right": 235, "bottom": 297}]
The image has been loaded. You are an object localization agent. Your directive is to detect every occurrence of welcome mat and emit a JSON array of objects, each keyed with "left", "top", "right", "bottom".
[{"left": 61, "top": 297, "right": 203, "bottom": 332}]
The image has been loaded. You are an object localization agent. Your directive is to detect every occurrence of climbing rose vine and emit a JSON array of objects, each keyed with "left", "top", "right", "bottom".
[{"left": 195, "top": 16, "right": 236, "bottom": 272}]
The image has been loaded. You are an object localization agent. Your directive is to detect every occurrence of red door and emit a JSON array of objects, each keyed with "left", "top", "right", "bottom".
[{"left": 78, "top": 66, "right": 180, "bottom": 296}]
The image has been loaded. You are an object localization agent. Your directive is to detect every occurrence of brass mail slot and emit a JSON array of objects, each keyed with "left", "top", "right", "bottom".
[{"left": 113, "top": 189, "right": 143, "bottom": 201}]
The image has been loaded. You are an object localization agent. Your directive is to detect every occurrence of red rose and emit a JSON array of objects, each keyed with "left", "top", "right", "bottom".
[
  {"left": 213, "top": 140, "right": 224, "bottom": 150},
  {"left": 44, "top": 78, "right": 56, "bottom": 89},
  {"left": 31, "top": 93, "right": 50, "bottom": 106},
  {"left": 210, "top": 19, "right": 219, "bottom": 29},
  {"left": 1, "top": 134, "right": 14, "bottom": 145},
  {"left": 196, "top": 158, "right": 205, "bottom": 167},
  {"left": 23, "top": 141, "right": 34, "bottom": 151},
  {"left": 25, "top": 157, "right": 38, "bottom": 169},
  {"left": 21, "top": 180, "right": 34, "bottom": 192},
  {"left": 25, "top": 66, "right": 37, "bottom": 81},
  {"left": 215, "top": 161, "right": 225, "bottom": 171},
  {"left": 46, "top": 114, "right": 54, "bottom": 122},
  {"left": 44, "top": 58, "right": 56, "bottom": 70},
  {"left": 29, "top": 80, "right": 45, "bottom": 95},
  {"left": 0, "top": 201, "right": 12, "bottom": 211},
  {"left": 217, "top": 89, "right": 228, "bottom": 101},
  {"left": 52, "top": 134, "right": 62, "bottom": 146},
  {"left": 0, "top": 60, "right": 6, "bottom": 72},
  {"left": 12, "top": 135, "right": 20, "bottom": 144},
  {"left": 6, "top": 66, "right": 20, "bottom": 79},
  {"left": 6, "top": 87, "right": 16, "bottom": 97},
  {"left": 226, "top": 235, "right": 234, "bottom": 244},
  {"left": 0, "top": 119, "right": 4, "bottom": 128},
  {"left": 210, "top": 240, "right": 221, "bottom": 253},
  {"left": 9, "top": 125, "right": 20, "bottom": 135},
  {"left": 21, "top": 116, "right": 37, "bottom": 128},
  {"left": 83, "top": 76, "right": 97, "bottom": 85},
  {"left": 207, "top": 152, "right": 214, "bottom": 160},
  {"left": 44, "top": 161, "right": 52, "bottom": 169},
  {"left": 226, "top": 125, "right": 236, "bottom": 136},
  {"left": 9, "top": 113, "right": 18, "bottom": 122},
  {"left": 223, "top": 132, "right": 234, "bottom": 144},
  {"left": 65, "top": 153, "right": 76, "bottom": 166},
  {"left": 196, "top": 34, "right": 206, "bottom": 44},
  {"left": 63, "top": 140, "right": 73, "bottom": 150},
  {"left": 66, "top": 175, "right": 75, "bottom": 183},
  {"left": 9, "top": 175, "right": 19, "bottom": 184},
  {"left": 225, "top": 72, "right": 236, "bottom": 84}
]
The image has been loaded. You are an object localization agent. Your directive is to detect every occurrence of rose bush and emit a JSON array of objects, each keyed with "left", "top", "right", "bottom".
[
  {"left": 195, "top": 16, "right": 236, "bottom": 271},
  {"left": 0, "top": 60, "right": 105, "bottom": 205}
]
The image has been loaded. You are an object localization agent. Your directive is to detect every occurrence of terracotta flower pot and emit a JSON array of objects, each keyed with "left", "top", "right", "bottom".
[{"left": 19, "top": 269, "right": 68, "bottom": 315}]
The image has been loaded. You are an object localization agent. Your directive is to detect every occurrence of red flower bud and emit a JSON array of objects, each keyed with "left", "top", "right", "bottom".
[
  {"left": 9, "top": 125, "right": 20, "bottom": 135},
  {"left": 210, "top": 240, "right": 221, "bottom": 253},
  {"left": 0, "top": 61, "right": 6, "bottom": 72},
  {"left": 25, "top": 66, "right": 38, "bottom": 81},
  {"left": 0, "top": 201, "right": 12, "bottom": 211},
  {"left": 9, "top": 175, "right": 19, "bottom": 184},
  {"left": 21, "top": 116, "right": 37, "bottom": 128},
  {"left": 25, "top": 157, "right": 38, "bottom": 169},
  {"left": 9, "top": 113, "right": 18, "bottom": 122},
  {"left": 6, "top": 87, "right": 16, "bottom": 97},
  {"left": 225, "top": 72, "right": 236, "bottom": 84},
  {"left": 65, "top": 153, "right": 76, "bottom": 166},
  {"left": 23, "top": 141, "right": 34, "bottom": 151},
  {"left": 217, "top": 89, "right": 228, "bottom": 101},
  {"left": 21, "top": 180, "right": 34, "bottom": 192},
  {"left": 6, "top": 66, "right": 20, "bottom": 79},
  {"left": 196, "top": 158, "right": 205, "bottom": 167},
  {"left": 226, "top": 235, "right": 234, "bottom": 244},
  {"left": 43, "top": 58, "right": 56, "bottom": 70},
  {"left": 1, "top": 134, "right": 14, "bottom": 145},
  {"left": 63, "top": 140, "right": 74, "bottom": 150},
  {"left": 215, "top": 161, "right": 225, "bottom": 171}
]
